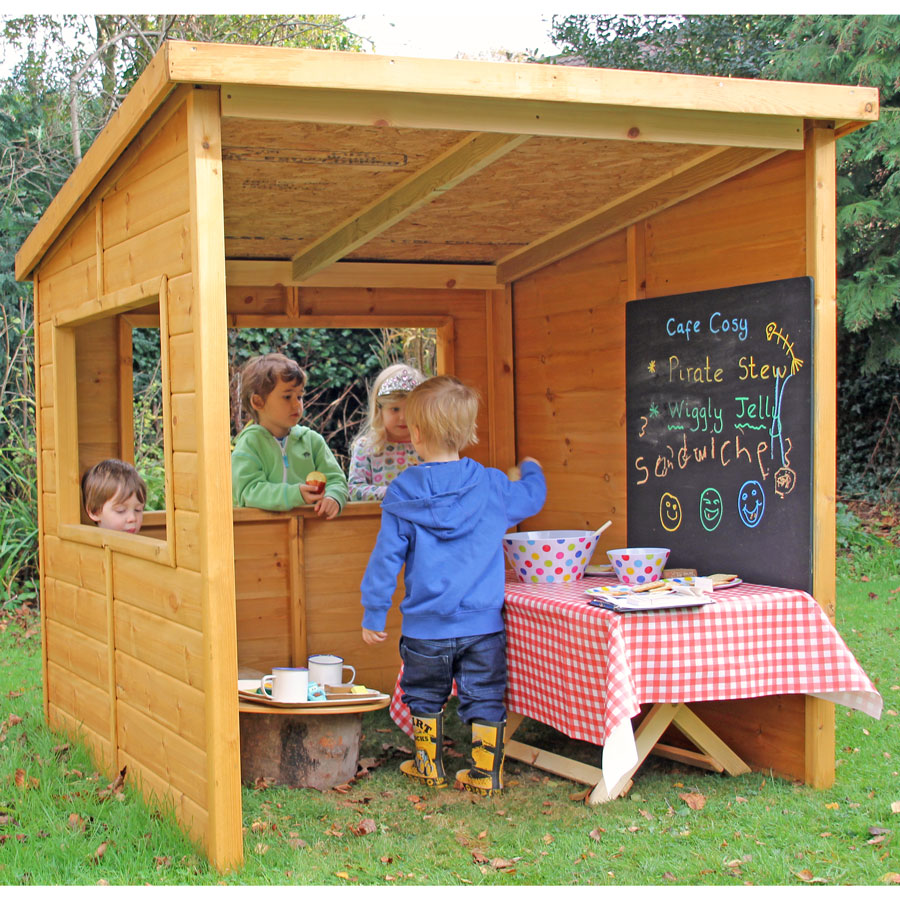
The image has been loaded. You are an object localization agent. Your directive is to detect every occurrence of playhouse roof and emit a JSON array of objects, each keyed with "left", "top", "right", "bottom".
[{"left": 15, "top": 40, "right": 879, "bottom": 284}]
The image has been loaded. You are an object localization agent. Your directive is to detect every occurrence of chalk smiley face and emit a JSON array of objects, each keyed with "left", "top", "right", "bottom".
[
  {"left": 660, "top": 491, "right": 683, "bottom": 532},
  {"left": 699, "top": 487, "right": 723, "bottom": 532},
  {"left": 738, "top": 480, "right": 765, "bottom": 528}
]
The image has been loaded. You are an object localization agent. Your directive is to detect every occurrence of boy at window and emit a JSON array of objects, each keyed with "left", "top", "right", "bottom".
[
  {"left": 231, "top": 353, "right": 348, "bottom": 518},
  {"left": 81, "top": 458, "right": 147, "bottom": 534}
]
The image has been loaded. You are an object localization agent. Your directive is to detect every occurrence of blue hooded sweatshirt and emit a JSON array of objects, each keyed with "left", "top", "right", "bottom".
[{"left": 360, "top": 458, "right": 546, "bottom": 640}]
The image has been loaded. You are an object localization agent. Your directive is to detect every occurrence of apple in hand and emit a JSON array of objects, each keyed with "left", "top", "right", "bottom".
[{"left": 306, "top": 471, "right": 327, "bottom": 495}]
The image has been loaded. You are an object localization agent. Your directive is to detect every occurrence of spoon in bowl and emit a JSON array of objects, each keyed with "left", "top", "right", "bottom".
[{"left": 591, "top": 520, "right": 612, "bottom": 542}]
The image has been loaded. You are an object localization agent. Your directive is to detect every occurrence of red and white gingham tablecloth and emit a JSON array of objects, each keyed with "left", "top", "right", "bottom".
[{"left": 390, "top": 575, "right": 882, "bottom": 750}]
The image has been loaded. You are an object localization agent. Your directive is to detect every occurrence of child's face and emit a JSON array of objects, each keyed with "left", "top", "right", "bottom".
[
  {"left": 89, "top": 490, "right": 144, "bottom": 534},
  {"left": 252, "top": 377, "right": 305, "bottom": 438},
  {"left": 381, "top": 397, "right": 410, "bottom": 443}
]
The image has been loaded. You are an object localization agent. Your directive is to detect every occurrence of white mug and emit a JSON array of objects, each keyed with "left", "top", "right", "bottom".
[
  {"left": 261, "top": 666, "right": 308, "bottom": 703},
  {"left": 307, "top": 654, "right": 355, "bottom": 687}
]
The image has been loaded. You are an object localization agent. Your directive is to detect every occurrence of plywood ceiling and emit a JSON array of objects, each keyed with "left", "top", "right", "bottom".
[{"left": 221, "top": 118, "right": 706, "bottom": 264}]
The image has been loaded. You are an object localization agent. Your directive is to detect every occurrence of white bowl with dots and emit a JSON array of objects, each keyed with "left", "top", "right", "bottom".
[{"left": 503, "top": 530, "right": 601, "bottom": 584}]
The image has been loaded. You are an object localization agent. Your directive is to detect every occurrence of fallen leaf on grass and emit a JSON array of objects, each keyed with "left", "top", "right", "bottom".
[
  {"left": 14, "top": 768, "right": 25, "bottom": 788},
  {"left": 543, "top": 833, "right": 554, "bottom": 844},
  {"left": 68, "top": 813, "right": 87, "bottom": 832},
  {"left": 881, "top": 873, "right": 900, "bottom": 884},
  {"left": 589, "top": 827, "right": 605, "bottom": 842},
  {"left": 97, "top": 767, "right": 127, "bottom": 801},
  {"left": 92, "top": 841, "right": 110, "bottom": 863},
  {"left": 471, "top": 850, "right": 489, "bottom": 865},
  {"left": 679, "top": 792, "right": 706, "bottom": 810},
  {"left": 6, "top": 714, "right": 22, "bottom": 727},
  {"left": 154, "top": 856, "right": 173, "bottom": 869},
  {"left": 794, "top": 869, "right": 828, "bottom": 884},
  {"left": 287, "top": 838, "right": 307, "bottom": 850},
  {"left": 490, "top": 857, "right": 517, "bottom": 870},
  {"left": 663, "top": 872, "right": 677, "bottom": 881},
  {"left": 349, "top": 818, "right": 376, "bottom": 837},
  {"left": 825, "top": 802, "right": 840, "bottom": 810},
  {"left": 891, "top": 801, "right": 900, "bottom": 814}
]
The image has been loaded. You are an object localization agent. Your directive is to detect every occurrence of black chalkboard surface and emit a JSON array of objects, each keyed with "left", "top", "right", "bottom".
[{"left": 625, "top": 278, "right": 814, "bottom": 591}]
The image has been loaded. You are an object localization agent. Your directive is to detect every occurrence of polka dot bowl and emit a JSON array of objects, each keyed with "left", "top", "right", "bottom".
[
  {"left": 606, "top": 547, "right": 671, "bottom": 586},
  {"left": 503, "top": 530, "right": 602, "bottom": 584}
]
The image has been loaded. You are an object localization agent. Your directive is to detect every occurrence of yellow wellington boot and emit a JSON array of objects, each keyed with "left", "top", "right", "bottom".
[
  {"left": 399, "top": 714, "right": 447, "bottom": 788},
  {"left": 455, "top": 719, "right": 506, "bottom": 796}
]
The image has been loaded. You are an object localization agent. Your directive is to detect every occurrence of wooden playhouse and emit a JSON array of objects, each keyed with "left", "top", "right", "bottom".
[{"left": 15, "top": 41, "right": 878, "bottom": 870}]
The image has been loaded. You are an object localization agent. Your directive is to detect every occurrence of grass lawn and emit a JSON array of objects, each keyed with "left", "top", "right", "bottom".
[{"left": 1, "top": 557, "right": 898, "bottom": 885}]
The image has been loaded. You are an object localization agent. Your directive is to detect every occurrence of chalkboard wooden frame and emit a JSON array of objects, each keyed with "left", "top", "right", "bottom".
[{"left": 625, "top": 277, "right": 814, "bottom": 591}]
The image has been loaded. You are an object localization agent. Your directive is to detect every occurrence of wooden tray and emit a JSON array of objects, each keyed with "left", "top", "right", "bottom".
[{"left": 238, "top": 679, "right": 389, "bottom": 709}]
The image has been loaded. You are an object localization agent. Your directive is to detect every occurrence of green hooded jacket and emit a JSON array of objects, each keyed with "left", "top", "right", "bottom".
[{"left": 231, "top": 424, "right": 349, "bottom": 512}]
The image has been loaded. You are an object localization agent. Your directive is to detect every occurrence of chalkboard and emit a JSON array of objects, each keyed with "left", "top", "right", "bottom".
[{"left": 625, "top": 278, "right": 814, "bottom": 591}]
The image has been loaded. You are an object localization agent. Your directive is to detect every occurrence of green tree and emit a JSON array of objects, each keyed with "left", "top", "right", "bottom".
[
  {"left": 549, "top": 14, "right": 793, "bottom": 78},
  {"left": 764, "top": 15, "right": 900, "bottom": 372}
]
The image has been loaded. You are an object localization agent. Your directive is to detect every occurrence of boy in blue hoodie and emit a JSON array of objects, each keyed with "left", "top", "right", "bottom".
[{"left": 360, "top": 375, "right": 546, "bottom": 795}]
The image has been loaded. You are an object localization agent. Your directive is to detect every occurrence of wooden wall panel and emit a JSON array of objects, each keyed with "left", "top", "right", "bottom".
[
  {"left": 103, "top": 214, "right": 191, "bottom": 294},
  {"left": 171, "top": 392, "right": 197, "bottom": 452},
  {"left": 167, "top": 272, "right": 195, "bottom": 335},
  {"left": 116, "top": 652, "right": 206, "bottom": 750},
  {"left": 644, "top": 152, "right": 805, "bottom": 298},
  {"left": 47, "top": 660, "right": 110, "bottom": 739},
  {"left": 173, "top": 450, "right": 199, "bottom": 511},
  {"left": 174, "top": 509, "right": 201, "bottom": 571},
  {"left": 118, "top": 747, "right": 209, "bottom": 845},
  {"left": 113, "top": 555, "right": 203, "bottom": 630},
  {"left": 114, "top": 601, "right": 205, "bottom": 689},
  {"left": 45, "top": 619, "right": 108, "bottom": 690},
  {"left": 49, "top": 704, "right": 113, "bottom": 773},
  {"left": 513, "top": 232, "right": 628, "bottom": 536},
  {"left": 43, "top": 577, "right": 106, "bottom": 641},
  {"left": 233, "top": 519, "right": 291, "bottom": 670},
  {"left": 39, "top": 257, "right": 98, "bottom": 322},
  {"left": 117, "top": 702, "right": 208, "bottom": 808},
  {"left": 38, "top": 210, "right": 96, "bottom": 280},
  {"left": 303, "top": 512, "right": 403, "bottom": 693},
  {"left": 43, "top": 534, "right": 107, "bottom": 594},
  {"left": 102, "top": 153, "right": 190, "bottom": 254}
]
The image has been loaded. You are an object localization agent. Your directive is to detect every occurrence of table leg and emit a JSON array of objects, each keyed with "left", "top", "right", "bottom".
[
  {"left": 669, "top": 704, "right": 750, "bottom": 776},
  {"left": 591, "top": 702, "right": 680, "bottom": 802},
  {"left": 503, "top": 713, "right": 606, "bottom": 790}
]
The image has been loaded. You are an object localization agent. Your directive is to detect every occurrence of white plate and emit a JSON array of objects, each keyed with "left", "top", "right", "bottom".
[
  {"left": 671, "top": 576, "right": 743, "bottom": 590},
  {"left": 585, "top": 563, "right": 615, "bottom": 575}
]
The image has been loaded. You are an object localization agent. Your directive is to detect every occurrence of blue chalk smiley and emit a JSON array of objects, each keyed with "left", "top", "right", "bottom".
[{"left": 737, "top": 479, "right": 765, "bottom": 528}]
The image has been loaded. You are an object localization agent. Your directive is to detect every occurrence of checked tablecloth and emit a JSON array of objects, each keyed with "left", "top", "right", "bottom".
[{"left": 389, "top": 575, "right": 882, "bottom": 747}]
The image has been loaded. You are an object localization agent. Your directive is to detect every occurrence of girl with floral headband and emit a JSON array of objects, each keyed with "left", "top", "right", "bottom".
[{"left": 348, "top": 363, "right": 426, "bottom": 501}]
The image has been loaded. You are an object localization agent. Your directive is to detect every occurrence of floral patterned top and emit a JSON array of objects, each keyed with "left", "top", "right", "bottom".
[{"left": 348, "top": 434, "right": 423, "bottom": 501}]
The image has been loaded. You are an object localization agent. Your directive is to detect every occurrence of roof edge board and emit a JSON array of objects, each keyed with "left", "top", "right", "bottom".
[
  {"left": 15, "top": 44, "right": 177, "bottom": 281},
  {"left": 169, "top": 40, "right": 879, "bottom": 123},
  {"left": 222, "top": 85, "right": 803, "bottom": 151}
]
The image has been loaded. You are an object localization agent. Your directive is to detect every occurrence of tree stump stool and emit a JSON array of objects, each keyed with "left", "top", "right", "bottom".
[{"left": 238, "top": 698, "right": 389, "bottom": 790}]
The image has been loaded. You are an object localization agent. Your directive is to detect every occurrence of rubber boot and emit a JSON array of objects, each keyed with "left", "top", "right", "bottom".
[
  {"left": 455, "top": 719, "right": 506, "bottom": 796},
  {"left": 399, "top": 714, "right": 447, "bottom": 788}
]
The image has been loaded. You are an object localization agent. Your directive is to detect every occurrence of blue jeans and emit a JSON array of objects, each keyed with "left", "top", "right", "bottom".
[{"left": 399, "top": 631, "right": 507, "bottom": 724}]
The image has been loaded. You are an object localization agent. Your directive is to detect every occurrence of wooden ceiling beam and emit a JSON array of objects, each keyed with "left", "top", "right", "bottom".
[
  {"left": 222, "top": 85, "right": 804, "bottom": 151},
  {"left": 496, "top": 145, "right": 783, "bottom": 284},
  {"left": 290, "top": 131, "right": 530, "bottom": 283}
]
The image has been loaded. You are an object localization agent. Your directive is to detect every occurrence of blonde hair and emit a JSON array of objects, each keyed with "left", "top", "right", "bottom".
[
  {"left": 82, "top": 459, "right": 147, "bottom": 517},
  {"left": 404, "top": 375, "right": 479, "bottom": 453},
  {"left": 354, "top": 363, "right": 426, "bottom": 454},
  {"left": 238, "top": 353, "right": 307, "bottom": 424}
]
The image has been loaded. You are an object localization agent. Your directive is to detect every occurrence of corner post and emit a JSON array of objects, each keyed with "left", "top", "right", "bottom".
[{"left": 805, "top": 119, "right": 837, "bottom": 789}]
